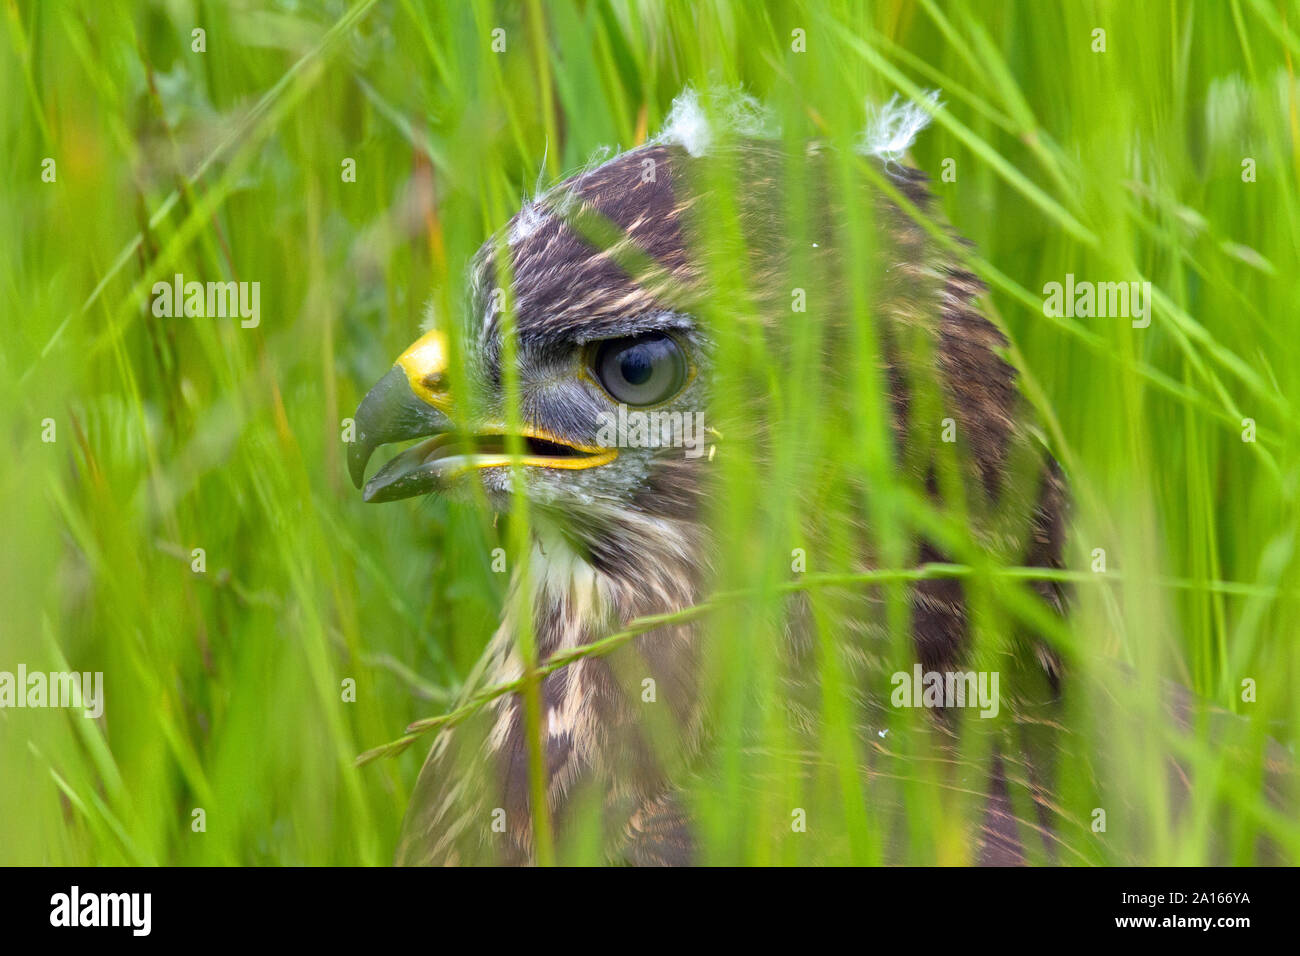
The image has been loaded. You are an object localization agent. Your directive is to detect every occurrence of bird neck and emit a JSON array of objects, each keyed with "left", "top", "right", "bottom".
[{"left": 512, "top": 511, "right": 710, "bottom": 661}]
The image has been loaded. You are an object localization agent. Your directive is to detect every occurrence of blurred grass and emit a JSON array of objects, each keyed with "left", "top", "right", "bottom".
[{"left": 1, "top": 0, "right": 1297, "bottom": 864}]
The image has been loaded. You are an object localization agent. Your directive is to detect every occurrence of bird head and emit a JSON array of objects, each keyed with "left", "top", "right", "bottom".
[
  {"left": 349, "top": 144, "right": 719, "bottom": 534},
  {"left": 348, "top": 114, "right": 992, "bottom": 567}
]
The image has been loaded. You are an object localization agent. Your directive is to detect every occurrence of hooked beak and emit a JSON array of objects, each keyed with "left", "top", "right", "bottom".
[{"left": 350, "top": 329, "right": 617, "bottom": 503}]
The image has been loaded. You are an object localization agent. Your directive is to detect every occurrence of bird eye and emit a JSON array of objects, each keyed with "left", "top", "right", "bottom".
[{"left": 591, "top": 333, "right": 687, "bottom": 406}]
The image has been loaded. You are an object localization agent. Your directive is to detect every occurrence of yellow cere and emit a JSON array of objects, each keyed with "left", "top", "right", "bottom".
[{"left": 396, "top": 329, "right": 452, "bottom": 410}]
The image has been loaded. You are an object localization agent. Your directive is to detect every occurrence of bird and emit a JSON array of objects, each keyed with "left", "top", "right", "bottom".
[{"left": 347, "top": 97, "right": 1073, "bottom": 866}]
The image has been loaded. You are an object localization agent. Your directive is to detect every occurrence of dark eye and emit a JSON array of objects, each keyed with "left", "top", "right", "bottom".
[{"left": 591, "top": 333, "right": 687, "bottom": 406}]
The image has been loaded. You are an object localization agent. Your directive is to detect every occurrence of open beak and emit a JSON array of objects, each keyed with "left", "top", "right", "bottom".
[{"left": 350, "top": 329, "right": 617, "bottom": 503}]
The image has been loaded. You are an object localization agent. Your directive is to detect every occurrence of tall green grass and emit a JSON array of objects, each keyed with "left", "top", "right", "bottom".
[{"left": 1, "top": 0, "right": 1296, "bottom": 865}]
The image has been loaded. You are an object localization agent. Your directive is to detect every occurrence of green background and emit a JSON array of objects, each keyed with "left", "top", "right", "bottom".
[{"left": 1, "top": 0, "right": 1297, "bottom": 865}]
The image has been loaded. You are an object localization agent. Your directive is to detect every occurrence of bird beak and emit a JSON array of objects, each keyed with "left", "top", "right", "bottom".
[
  {"left": 350, "top": 328, "right": 617, "bottom": 503},
  {"left": 349, "top": 329, "right": 456, "bottom": 500}
]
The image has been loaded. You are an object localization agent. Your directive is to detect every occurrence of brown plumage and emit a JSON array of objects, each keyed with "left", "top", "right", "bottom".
[{"left": 351, "top": 128, "right": 1070, "bottom": 865}]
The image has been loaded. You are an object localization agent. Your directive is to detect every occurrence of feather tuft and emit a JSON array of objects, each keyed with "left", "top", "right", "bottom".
[{"left": 858, "top": 90, "right": 942, "bottom": 165}]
